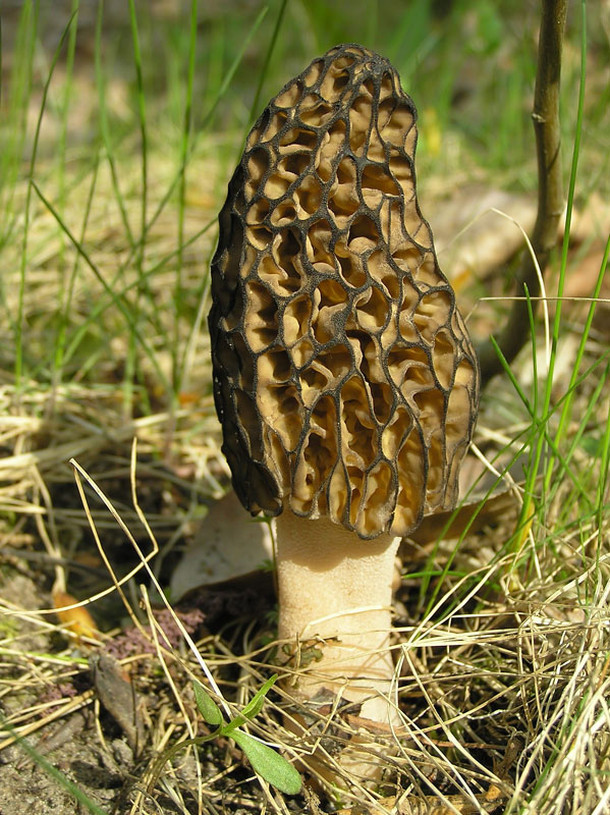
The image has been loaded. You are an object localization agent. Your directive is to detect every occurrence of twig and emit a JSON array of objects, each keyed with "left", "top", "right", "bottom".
[{"left": 477, "top": 0, "right": 567, "bottom": 384}]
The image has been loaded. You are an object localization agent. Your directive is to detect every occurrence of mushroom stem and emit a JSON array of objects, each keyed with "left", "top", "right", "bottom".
[{"left": 275, "top": 512, "right": 400, "bottom": 724}]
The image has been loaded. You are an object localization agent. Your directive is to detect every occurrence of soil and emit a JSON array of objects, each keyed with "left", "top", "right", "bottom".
[{"left": 0, "top": 567, "right": 289, "bottom": 815}]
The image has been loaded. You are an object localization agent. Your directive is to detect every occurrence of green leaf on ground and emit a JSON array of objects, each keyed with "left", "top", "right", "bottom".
[{"left": 231, "top": 730, "right": 302, "bottom": 796}]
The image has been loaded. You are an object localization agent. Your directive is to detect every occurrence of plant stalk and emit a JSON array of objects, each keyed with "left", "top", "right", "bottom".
[{"left": 477, "top": 0, "right": 568, "bottom": 384}]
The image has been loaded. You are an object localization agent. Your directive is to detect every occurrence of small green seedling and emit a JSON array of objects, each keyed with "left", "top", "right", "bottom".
[{"left": 193, "top": 675, "right": 302, "bottom": 796}]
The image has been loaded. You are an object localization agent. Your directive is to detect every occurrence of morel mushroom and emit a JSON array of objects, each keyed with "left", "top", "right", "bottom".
[{"left": 209, "top": 44, "right": 479, "bottom": 724}]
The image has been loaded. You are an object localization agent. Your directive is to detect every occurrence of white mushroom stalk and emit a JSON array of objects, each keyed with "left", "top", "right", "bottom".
[
  {"left": 276, "top": 514, "right": 400, "bottom": 723},
  {"left": 208, "top": 44, "right": 480, "bottom": 734}
]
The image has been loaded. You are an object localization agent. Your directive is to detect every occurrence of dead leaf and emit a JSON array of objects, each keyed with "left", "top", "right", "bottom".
[
  {"left": 336, "top": 791, "right": 507, "bottom": 814},
  {"left": 170, "top": 490, "right": 274, "bottom": 601},
  {"left": 563, "top": 243, "right": 609, "bottom": 299},
  {"left": 53, "top": 590, "right": 100, "bottom": 643},
  {"left": 90, "top": 652, "right": 144, "bottom": 754},
  {"left": 431, "top": 186, "right": 537, "bottom": 286},
  {"left": 403, "top": 488, "right": 520, "bottom": 550},
  {"left": 561, "top": 192, "right": 610, "bottom": 246}
]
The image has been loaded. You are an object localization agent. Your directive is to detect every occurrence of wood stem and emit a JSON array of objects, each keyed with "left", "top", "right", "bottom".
[{"left": 477, "top": 0, "right": 568, "bottom": 384}]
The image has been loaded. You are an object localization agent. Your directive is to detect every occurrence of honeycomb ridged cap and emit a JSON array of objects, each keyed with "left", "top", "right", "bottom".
[{"left": 209, "top": 44, "right": 480, "bottom": 540}]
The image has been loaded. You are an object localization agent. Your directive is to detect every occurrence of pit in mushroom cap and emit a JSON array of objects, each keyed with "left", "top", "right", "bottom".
[{"left": 209, "top": 44, "right": 480, "bottom": 541}]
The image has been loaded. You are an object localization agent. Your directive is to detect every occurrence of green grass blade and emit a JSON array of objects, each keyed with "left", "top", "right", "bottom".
[
  {"left": 95, "top": 0, "right": 135, "bottom": 249},
  {"left": 542, "top": 0, "right": 588, "bottom": 496},
  {"left": 248, "top": 0, "right": 289, "bottom": 128},
  {"left": 31, "top": 181, "right": 169, "bottom": 392},
  {"left": 52, "top": 152, "right": 101, "bottom": 389},
  {"left": 16, "top": 10, "right": 77, "bottom": 390},
  {"left": 0, "top": 0, "right": 38, "bottom": 247},
  {"left": 595, "top": 373, "right": 610, "bottom": 551},
  {"left": 173, "top": 0, "right": 199, "bottom": 394}
]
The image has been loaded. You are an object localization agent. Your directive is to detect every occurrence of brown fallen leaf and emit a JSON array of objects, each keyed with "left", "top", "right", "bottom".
[
  {"left": 337, "top": 791, "right": 507, "bottom": 814},
  {"left": 404, "top": 487, "right": 520, "bottom": 550},
  {"left": 431, "top": 186, "right": 537, "bottom": 287},
  {"left": 561, "top": 191, "right": 610, "bottom": 247},
  {"left": 170, "top": 490, "right": 274, "bottom": 600},
  {"left": 53, "top": 589, "right": 100, "bottom": 644},
  {"left": 563, "top": 243, "right": 609, "bottom": 300},
  {"left": 90, "top": 652, "right": 144, "bottom": 755}
]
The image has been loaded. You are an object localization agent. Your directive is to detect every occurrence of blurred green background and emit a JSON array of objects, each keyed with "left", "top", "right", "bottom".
[{"left": 3, "top": 0, "right": 608, "bottom": 180}]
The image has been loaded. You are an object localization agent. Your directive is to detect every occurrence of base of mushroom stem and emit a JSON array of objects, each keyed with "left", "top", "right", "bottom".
[
  {"left": 282, "top": 684, "right": 400, "bottom": 787},
  {"left": 279, "top": 641, "right": 399, "bottom": 726}
]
